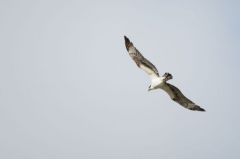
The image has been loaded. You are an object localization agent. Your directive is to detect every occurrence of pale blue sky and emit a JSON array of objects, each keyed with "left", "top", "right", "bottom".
[{"left": 0, "top": 0, "right": 240, "bottom": 159}]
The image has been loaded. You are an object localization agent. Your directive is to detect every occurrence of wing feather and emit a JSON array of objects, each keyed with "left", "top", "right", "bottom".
[
  {"left": 162, "top": 83, "right": 205, "bottom": 111},
  {"left": 124, "top": 36, "right": 159, "bottom": 79}
]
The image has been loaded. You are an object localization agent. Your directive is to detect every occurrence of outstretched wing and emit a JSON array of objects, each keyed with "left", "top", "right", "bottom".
[
  {"left": 161, "top": 83, "right": 205, "bottom": 111},
  {"left": 124, "top": 36, "right": 160, "bottom": 79}
]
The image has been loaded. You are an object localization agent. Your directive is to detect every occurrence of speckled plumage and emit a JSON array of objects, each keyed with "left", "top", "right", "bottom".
[{"left": 124, "top": 36, "right": 205, "bottom": 112}]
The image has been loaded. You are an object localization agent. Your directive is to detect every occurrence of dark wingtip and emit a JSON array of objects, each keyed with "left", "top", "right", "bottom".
[
  {"left": 198, "top": 107, "right": 206, "bottom": 112},
  {"left": 124, "top": 35, "right": 130, "bottom": 43},
  {"left": 188, "top": 105, "right": 206, "bottom": 112},
  {"left": 194, "top": 106, "right": 206, "bottom": 112},
  {"left": 124, "top": 35, "right": 132, "bottom": 50}
]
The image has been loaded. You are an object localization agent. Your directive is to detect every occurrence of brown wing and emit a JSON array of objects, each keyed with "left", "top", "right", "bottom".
[
  {"left": 162, "top": 83, "right": 205, "bottom": 111},
  {"left": 124, "top": 36, "right": 160, "bottom": 79}
]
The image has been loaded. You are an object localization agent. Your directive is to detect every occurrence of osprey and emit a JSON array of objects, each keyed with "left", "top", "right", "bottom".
[{"left": 124, "top": 36, "right": 205, "bottom": 111}]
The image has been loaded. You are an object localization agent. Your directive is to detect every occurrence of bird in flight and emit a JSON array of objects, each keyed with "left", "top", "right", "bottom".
[{"left": 124, "top": 36, "right": 205, "bottom": 111}]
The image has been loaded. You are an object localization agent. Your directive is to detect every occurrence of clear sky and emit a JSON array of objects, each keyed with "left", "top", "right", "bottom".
[{"left": 0, "top": 0, "right": 240, "bottom": 159}]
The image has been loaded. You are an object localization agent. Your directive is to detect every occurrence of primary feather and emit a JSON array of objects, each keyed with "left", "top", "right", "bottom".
[
  {"left": 162, "top": 83, "right": 205, "bottom": 111},
  {"left": 124, "top": 36, "right": 160, "bottom": 80}
]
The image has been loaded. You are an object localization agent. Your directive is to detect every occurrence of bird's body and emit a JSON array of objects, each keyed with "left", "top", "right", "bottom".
[
  {"left": 150, "top": 76, "right": 170, "bottom": 91},
  {"left": 151, "top": 77, "right": 164, "bottom": 89},
  {"left": 124, "top": 36, "right": 205, "bottom": 111}
]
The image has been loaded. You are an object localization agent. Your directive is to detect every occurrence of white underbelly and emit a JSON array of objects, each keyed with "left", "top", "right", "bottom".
[{"left": 151, "top": 78, "right": 164, "bottom": 88}]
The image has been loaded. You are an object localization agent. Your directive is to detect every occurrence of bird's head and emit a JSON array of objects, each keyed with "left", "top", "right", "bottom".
[{"left": 163, "top": 72, "right": 173, "bottom": 81}]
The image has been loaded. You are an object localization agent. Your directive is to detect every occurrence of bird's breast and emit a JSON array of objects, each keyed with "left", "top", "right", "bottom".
[{"left": 151, "top": 78, "right": 164, "bottom": 89}]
